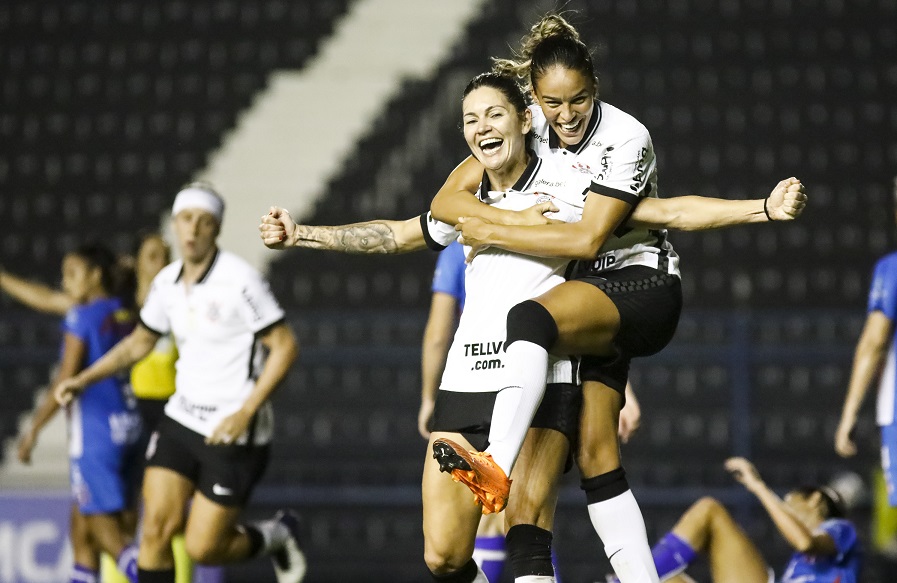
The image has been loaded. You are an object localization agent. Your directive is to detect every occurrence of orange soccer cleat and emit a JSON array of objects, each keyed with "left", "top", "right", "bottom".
[{"left": 432, "top": 438, "right": 511, "bottom": 514}]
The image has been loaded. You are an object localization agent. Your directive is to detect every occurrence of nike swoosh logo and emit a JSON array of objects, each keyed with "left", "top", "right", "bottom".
[{"left": 212, "top": 483, "right": 234, "bottom": 496}]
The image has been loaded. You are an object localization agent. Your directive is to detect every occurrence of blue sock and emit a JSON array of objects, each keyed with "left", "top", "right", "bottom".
[
  {"left": 71, "top": 564, "right": 98, "bottom": 583},
  {"left": 472, "top": 534, "right": 506, "bottom": 583},
  {"left": 117, "top": 544, "right": 139, "bottom": 583},
  {"left": 652, "top": 532, "right": 698, "bottom": 580},
  {"left": 551, "top": 545, "right": 562, "bottom": 583},
  {"left": 193, "top": 565, "right": 227, "bottom": 583}
]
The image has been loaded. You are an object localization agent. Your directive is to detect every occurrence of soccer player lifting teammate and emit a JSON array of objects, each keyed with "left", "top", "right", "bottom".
[
  {"left": 56, "top": 185, "right": 306, "bottom": 583},
  {"left": 424, "top": 14, "right": 806, "bottom": 581},
  {"left": 261, "top": 67, "right": 805, "bottom": 581}
]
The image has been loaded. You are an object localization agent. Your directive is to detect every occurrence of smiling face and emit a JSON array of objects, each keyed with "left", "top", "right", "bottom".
[
  {"left": 532, "top": 65, "right": 595, "bottom": 148},
  {"left": 462, "top": 86, "right": 532, "bottom": 174}
]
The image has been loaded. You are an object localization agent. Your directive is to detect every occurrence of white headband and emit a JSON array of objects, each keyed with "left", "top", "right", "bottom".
[{"left": 172, "top": 187, "right": 225, "bottom": 224}]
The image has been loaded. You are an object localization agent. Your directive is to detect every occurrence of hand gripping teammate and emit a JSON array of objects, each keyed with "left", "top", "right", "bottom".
[
  {"left": 56, "top": 184, "right": 305, "bottom": 583},
  {"left": 427, "top": 14, "right": 806, "bottom": 583},
  {"left": 261, "top": 72, "right": 804, "bottom": 583}
]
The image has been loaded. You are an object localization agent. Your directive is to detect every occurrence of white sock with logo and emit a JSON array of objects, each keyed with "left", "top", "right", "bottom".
[
  {"left": 485, "top": 340, "right": 549, "bottom": 474},
  {"left": 587, "top": 491, "right": 659, "bottom": 583}
]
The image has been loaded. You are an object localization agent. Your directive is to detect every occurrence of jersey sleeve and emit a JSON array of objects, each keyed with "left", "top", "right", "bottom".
[
  {"left": 420, "top": 212, "right": 459, "bottom": 251},
  {"left": 237, "top": 269, "right": 286, "bottom": 334},
  {"left": 139, "top": 278, "right": 171, "bottom": 335},
  {"left": 432, "top": 242, "right": 466, "bottom": 305},
  {"left": 62, "top": 305, "right": 90, "bottom": 341},
  {"left": 817, "top": 519, "right": 857, "bottom": 562},
  {"left": 868, "top": 256, "right": 897, "bottom": 320},
  {"left": 588, "top": 129, "right": 656, "bottom": 206}
]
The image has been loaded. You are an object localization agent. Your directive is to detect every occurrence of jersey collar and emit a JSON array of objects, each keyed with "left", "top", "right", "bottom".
[
  {"left": 547, "top": 101, "right": 602, "bottom": 155},
  {"left": 477, "top": 150, "right": 541, "bottom": 200},
  {"left": 174, "top": 248, "right": 220, "bottom": 285}
]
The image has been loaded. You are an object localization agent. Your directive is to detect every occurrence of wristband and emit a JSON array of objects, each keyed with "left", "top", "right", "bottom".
[{"left": 763, "top": 197, "right": 774, "bottom": 221}]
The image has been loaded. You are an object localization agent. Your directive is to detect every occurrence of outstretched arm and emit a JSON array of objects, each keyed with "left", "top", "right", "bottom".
[
  {"left": 629, "top": 178, "right": 807, "bottom": 231},
  {"left": 726, "top": 457, "right": 837, "bottom": 556},
  {"left": 260, "top": 207, "right": 426, "bottom": 254},
  {"left": 0, "top": 269, "right": 74, "bottom": 316},
  {"left": 835, "top": 311, "right": 893, "bottom": 456}
]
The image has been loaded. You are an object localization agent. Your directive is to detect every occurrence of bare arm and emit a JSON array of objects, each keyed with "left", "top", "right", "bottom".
[
  {"left": 419, "top": 292, "right": 459, "bottom": 439},
  {"left": 55, "top": 324, "right": 160, "bottom": 405},
  {"left": 206, "top": 322, "right": 298, "bottom": 445},
  {"left": 629, "top": 178, "right": 806, "bottom": 231},
  {"left": 260, "top": 208, "right": 427, "bottom": 254},
  {"left": 726, "top": 458, "right": 837, "bottom": 556},
  {"left": 430, "top": 156, "right": 559, "bottom": 227},
  {"left": 0, "top": 270, "right": 74, "bottom": 316},
  {"left": 18, "top": 332, "right": 85, "bottom": 463},
  {"left": 835, "top": 311, "right": 893, "bottom": 456},
  {"left": 618, "top": 382, "right": 641, "bottom": 444},
  {"left": 459, "top": 192, "right": 633, "bottom": 260}
]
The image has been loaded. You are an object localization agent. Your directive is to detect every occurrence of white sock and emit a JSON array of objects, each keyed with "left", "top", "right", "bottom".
[
  {"left": 242, "top": 517, "right": 288, "bottom": 555},
  {"left": 587, "top": 490, "right": 659, "bottom": 583},
  {"left": 485, "top": 341, "right": 549, "bottom": 474},
  {"left": 515, "top": 576, "right": 555, "bottom": 582}
]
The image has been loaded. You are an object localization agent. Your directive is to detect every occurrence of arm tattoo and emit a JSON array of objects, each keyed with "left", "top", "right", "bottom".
[{"left": 293, "top": 223, "right": 399, "bottom": 254}]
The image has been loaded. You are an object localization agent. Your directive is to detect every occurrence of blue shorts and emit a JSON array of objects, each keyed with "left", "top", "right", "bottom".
[
  {"left": 70, "top": 409, "right": 142, "bottom": 515},
  {"left": 71, "top": 444, "right": 140, "bottom": 515},
  {"left": 881, "top": 423, "right": 897, "bottom": 507}
]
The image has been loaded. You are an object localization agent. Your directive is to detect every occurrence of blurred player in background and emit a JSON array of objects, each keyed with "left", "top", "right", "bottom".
[
  {"left": 835, "top": 176, "right": 897, "bottom": 566},
  {"left": 55, "top": 184, "right": 304, "bottom": 583},
  {"left": 8, "top": 243, "right": 142, "bottom": 583},
  {"left": 1, "top": 232, "right": 222, "bottom": 583},
  {"left": 608, "top": 458, "right": 861, "bottom": 583}
]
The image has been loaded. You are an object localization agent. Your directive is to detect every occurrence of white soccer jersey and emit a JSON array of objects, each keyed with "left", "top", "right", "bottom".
[
  {"left": 530, "top": 102, "right": 680, "bottom": 277},
  {"left": 140, "top": 249, "right": 285, "bottom": 443},
  {"left": 424, "top": 153, "right": 588, "bottom": 392}
]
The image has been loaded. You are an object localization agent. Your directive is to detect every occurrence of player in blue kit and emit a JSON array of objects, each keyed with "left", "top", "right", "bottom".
[
  {"left": 16, "top": 243, "right": 142, "bottom": 583},
  {"left": 609, "top": 457, "right": 861, "bottom": 583},
  {"left": 836, "top": 196, "right": 897, "bottom": 506}
]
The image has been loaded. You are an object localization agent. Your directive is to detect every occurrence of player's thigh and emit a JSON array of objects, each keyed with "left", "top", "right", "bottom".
[
  {"left": 532, "top": 281, "right": 620, "bottom": 356},
  {"left": 423, "top": 431, "right": 483, "bottom": 562},
  {"left": 184, "top": 492, "right": 243, "bottom": 551},
  {"left": 695, "top": 505, "right": 770, "bottom": 583},
  {"left": 142, "top": 466, "right": 194, "bottom": 535},
  {"left": 505, "top": 427, "right": 568, "bottom": 531}
]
